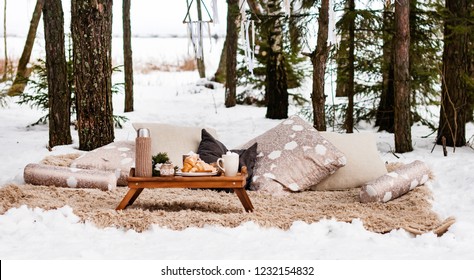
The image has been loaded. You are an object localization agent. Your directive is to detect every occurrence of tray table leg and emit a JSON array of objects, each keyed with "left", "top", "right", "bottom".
[
  {"left": 234, "top": 188, "right": 254, "bottom": 212},
  {"left": 128, "top": 188, "right": 144, "bottom": 206},
  {"left": 116, "top": 188, "right": 144, "bottom": 210}
]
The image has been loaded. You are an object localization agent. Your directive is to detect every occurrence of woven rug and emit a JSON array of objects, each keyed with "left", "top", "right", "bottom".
[{"left": 0, "top": 155, "right": 455, "bottom": 235}]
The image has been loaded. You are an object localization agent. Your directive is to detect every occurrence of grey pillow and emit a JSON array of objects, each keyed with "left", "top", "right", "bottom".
[
  {"left": 197, "top": 129, "right": 258, "bottom": 190},
  {"left": 240, "top": 115, "right": 346, "bottom": 195}
]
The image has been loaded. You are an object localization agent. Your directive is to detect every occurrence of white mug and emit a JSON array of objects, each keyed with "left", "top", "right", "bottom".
[{"left": 217, "top": 151, "right": 239, "bottom": 177}]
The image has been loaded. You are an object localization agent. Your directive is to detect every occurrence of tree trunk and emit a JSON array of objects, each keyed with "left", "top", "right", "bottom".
[
  {"left": 2, "top": 0, "right": 7, "bottom": 82},
  {"left": 123, "top": 0, "right": 133, "bottom": 112},
  {"left": 265, "top": 0, "right": 288, "bottom": 119},
  {"left": 469, "top": 31, "right": 474, "bottom": 123},
  {"left": 246, "top": 0, "right": 262, "bottom": 15},
  {"left": 335, "top": 1, "right": 349, "bottom": 98},
  {"left": 437, "top": 0, "right": 469, "bottom": 147},
  {"left": 394, "top": 0, "right": 413, "bottom": 153},
  {"left": 7, "top": 0, "right": 43, "bottom": 96},
  {"left": 213, "top": 38, "right": 227, "bottom": 83},
  {"left": 466, "top": 1, "right": 474, "bottom": 123},
  {"left": 343, "top": 0, "right": 355, "bottom": 133},
  {"left": 376, "top": 2, "right": 395, "bottom": 133},
  {"left": 311, "top": 0, "right": 329, "bottom": 130},
  {"left": 71, "top": 0, "right": 114, "bottom": 151},
  {"left": 224, "top": 0, "right": 240, "bottom": 108},
  {"left": 43, "top": 0, "right": 71, "bottom": 148},
  {"left": 196, "top": 0, "right": 206, "bottom": 78},
  {"left": 469, "top": 50, "right": 474, "bottom": 123}
]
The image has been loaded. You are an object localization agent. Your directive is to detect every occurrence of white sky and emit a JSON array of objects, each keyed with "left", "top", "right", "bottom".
[{"left": 0, "top": 0, "right": 227, "bottom": 37}]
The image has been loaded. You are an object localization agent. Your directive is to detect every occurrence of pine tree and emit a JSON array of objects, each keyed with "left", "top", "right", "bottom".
[
  {"left": 1, "top": 0, "right": 7, "bottom": 82},
  {"left": 375, "top": 1, "right": 395, "bottom": 133},
  {"left": 71, "top": 0, "right": 114, "bottom": 151},
  {"left": 265, "top": 0, "right": 289, "bottom": 119},
  {"left": 342, "top": 0, "right": 355, "bottom": 133},
  {"left": 394, "top": 0, "right": 413, "bottom": 153},
  {"left": 437, "top": 0, "right": 470, "bottom": 147},
  {"left": 43, "top": 0, "right": 71, "bottom": 148},
  {"left": 224, "top": 0, "right": 240, "bottom": 108},
  {"left": 466, "top": 0, "right": 474, "bottom": 122},
  {"left": 123, "top": 0, "right": 134, "bottom": 112},
  {"left": 311, "top": 0, "right": 329, "bottom": 130},
  {"left": 409, "top": 0, "right": 442, "bottom": 129},
  {"left": 235, "top": 0, "right": 307, "bottom": 112}
]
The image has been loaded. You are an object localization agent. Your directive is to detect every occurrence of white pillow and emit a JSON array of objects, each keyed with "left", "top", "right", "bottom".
[
  {"left": 132, "top": 123, "right": 217, "bottom": 168},
  {"left": 311, "top": 132, "right": 387, "bottom": 191}
]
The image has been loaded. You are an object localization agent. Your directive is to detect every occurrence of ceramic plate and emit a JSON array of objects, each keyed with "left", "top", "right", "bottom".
[{"left": 176, "top": 171, "right": 218, "bottom": 177}]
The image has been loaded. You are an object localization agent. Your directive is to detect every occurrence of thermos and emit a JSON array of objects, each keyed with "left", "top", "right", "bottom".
[{"left": 135, "top": 128, "right": 152, "bottom": 177}]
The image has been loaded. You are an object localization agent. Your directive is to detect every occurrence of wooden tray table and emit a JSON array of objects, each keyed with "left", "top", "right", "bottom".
[{"left": 116, "top": 167, "right": 254, "bottom": 212}]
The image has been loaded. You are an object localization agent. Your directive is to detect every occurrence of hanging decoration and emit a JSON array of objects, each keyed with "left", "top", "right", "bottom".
[
  {"left": 186, "top": 21, "right": 210, "bottom": 59},
  {"left": 327, "top": 0, "right": 338, "bottom": 46},
  {"left": 239, "top": 0, "right": 256, "bottom": 75},
  {"left": 183, "top": 0, "right": 215, "bottom": 60},
  {"left": 284, "top": 0, "right": 291, "bottom": 16},
  {"left": 212, "top": 0, "right": 219, "bottom": 24}
]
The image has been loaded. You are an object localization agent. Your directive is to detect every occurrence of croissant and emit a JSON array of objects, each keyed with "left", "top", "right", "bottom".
[
  {"left": 182, "top": 155, "right": 198, "bottom": 172},
  {"left": 189, "top": 160, "right": 204, "bottom": 173},
  {"left": 193, "top": 160, "right": 217, "bottom": 172}
]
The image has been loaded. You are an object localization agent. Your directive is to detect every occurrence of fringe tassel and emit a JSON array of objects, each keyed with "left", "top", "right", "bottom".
[
  {"left": 245, "top": 21, "right": 254, "bottom": 74},
  {"left": 196, "top": 22, "right": 203, "bottom": 59},
  {"left": 238, "top": 0, "right": 255, "bottom": 74},
  {"left": 284, "top": 0, "right": 291, "bottom": 16},
  {"left": 186, "top": 21, "right": 205, "bottom": 60},
  {"left": 239, "top": 0, "right": 246, "bottom": 20},
  {"left": 328, "top": 0, "right": 338, "bottom": 46},
  {"left": 187, "top": 22, "right": 192, "bottom": 57},
  {"left": 212, "top": 0, "right": 219, "bottom": 24},
  {"left": 207, "top": 21, "right": 212, "bottom": 52}
]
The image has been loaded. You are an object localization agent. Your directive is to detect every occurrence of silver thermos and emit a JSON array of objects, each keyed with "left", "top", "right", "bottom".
[{"left": 135, "top": 128, "right": 152, "bottom": 177}]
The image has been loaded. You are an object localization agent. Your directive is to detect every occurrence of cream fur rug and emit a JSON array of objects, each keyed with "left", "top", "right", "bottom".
[{"left": 0, "top": 154, "right": 455, "bottom": 235}]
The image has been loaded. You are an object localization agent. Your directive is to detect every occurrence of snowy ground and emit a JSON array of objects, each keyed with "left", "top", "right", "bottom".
[{"left": 1, "top": 37, "right": 474, "bottom": 262}]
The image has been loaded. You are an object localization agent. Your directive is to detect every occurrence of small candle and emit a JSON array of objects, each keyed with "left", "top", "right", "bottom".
[{"left": 160, "top": 162, "right": 175, "bottom": 177}]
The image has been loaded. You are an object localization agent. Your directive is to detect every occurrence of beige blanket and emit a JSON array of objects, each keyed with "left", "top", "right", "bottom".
[
  {"left": 0, "top": 182, "right": 454, "bottom": 235},
  {"left": 0, "top": 155, "right": 454, "bottom": 235}
]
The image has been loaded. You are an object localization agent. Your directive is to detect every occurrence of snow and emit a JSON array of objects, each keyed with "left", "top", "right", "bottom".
[{"left": 1, "top": 35, "right": 474, "bottom": 264}]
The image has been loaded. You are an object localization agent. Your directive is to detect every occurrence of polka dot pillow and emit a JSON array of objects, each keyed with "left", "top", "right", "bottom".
[
  {"left": 360, "top": 160, "right": 432, "bottom": 203},
  {"left": 70, "top": 141, "right": 135, "bottom": 186},
  {"left": 240, "top": 115, "right": 346, "bottom": 195}
]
